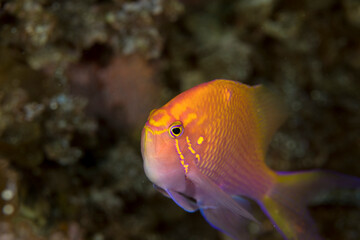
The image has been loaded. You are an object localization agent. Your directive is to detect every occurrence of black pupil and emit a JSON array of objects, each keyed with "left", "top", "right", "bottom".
[{"left": 172, "top": 127, "right": 181, "bottom": 135}]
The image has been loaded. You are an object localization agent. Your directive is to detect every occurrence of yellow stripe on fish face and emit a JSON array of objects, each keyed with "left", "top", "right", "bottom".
[
  {"left": 186, "top": 136, "right": 196, "bottom": 154},
  {"left": 147, "top": 99, "right": 205, "bottom": 175},
  {"left": 148, "top": 104, "right": 198, "bottom": 133},
  {"left": 148, "top": 109, "right": 171, "bottom": 128},
  {"left": 186, "top": 136, "right": 201, "bottom": 164},
  {"left": 170, "top": 103, "right": 197, "bottom": 125},
  {"left": 175, "top": 139, "right": 188, "bottom": 173},
  {"left": 170, "top": 103, "right": 188, "bottom": 119},
  {"left": 144, "top": 125, "right": 168, "bottom": 136},
  {"left": 173, "top": 135, "right": 204, "bottom": 174},
  {"left": 174, "top": 139, "right": 185, "bottom": 160},
  {"left": 195, "top": 154, "right": 200, "bottom": 164},
  {"left": 183, "top": 113, "right": 197, "bottom": 126}
]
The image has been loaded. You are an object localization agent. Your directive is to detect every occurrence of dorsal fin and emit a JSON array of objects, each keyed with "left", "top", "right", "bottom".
[{"left": 251, "top": 85, "right": 288, "bottom": 155}]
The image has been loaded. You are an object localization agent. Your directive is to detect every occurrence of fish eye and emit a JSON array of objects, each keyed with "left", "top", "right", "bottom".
[{"left": 169, "top": 121, "right": 184, "bottom": 138}]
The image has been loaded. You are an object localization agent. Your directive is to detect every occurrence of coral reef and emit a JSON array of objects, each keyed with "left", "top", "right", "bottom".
[
  {"left": 0, "top": 48, "right": 97, "bottom": 167},
  {"left": 0, "top": 0, "right": 359, "bottom": 239},
  {"left": 1, "top": 0, "right": 183, "bottom": 69}
]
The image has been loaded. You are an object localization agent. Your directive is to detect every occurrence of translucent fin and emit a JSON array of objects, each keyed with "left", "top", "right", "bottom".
[
  {"left": 201, "top": 196, "right": 254, "bottom": 239},
  {"left": 187, "top": 166, "right": 258, "bottom": 239},
  {"left": 232, "top": 195, "right": 252, "bottom": 209},
  {"left": 166, "top": 189, "right": 198, "bottom": 212},
  {"left": 153, "top": 184, "right": 170, "bottom": 198},
  {"left": 258, "top": 170, "right": 360, "bottom": 240},
  {"left": 200, "top": 201, "right": 253, "bottom": 240},
  {"left": 251, "top": 85, "right": 288, "bottom": 154}
]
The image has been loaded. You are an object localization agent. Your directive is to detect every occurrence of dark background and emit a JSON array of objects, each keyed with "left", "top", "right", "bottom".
[{"left": 0, "top": 0, "right": 359, "bottom": 239}]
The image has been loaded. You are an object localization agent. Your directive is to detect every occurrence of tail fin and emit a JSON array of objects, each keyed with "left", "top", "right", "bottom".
[{"left": 257, "top": 170, "right": 360, "bottom": 240}]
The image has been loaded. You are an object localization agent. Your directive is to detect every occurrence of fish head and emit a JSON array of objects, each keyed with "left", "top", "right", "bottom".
[
  {"left": 141, "top": 89, "right": 207, "bottom": 193},
  {"left": 141, "top": 108, "right": 187, "bottom": 192}
]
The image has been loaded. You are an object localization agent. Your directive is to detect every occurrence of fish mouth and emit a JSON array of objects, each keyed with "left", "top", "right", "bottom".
[
  {"left": 143, "top": 124, "right": 155, "bottom": 135},
  {"left": 141, "top": 125, "right": 154, "bottom": 160},
  {"left": 141, "top": 125, "right": 165, "bottom": 179},
  {"left": 141, "top": 126, "right": 157, "bottom": 183}
]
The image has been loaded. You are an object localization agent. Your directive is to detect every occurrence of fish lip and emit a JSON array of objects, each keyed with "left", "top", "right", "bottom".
[
  {"left": 144, "top": 124, "right": 154, "bottom": 134},
  {"left": 141, "top": 125, "right": 153, "bottom": 156}
]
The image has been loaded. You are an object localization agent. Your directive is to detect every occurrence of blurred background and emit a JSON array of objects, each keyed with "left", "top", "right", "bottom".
[{"left": 0, "top": 0, "right": 359, "bottom": 239}]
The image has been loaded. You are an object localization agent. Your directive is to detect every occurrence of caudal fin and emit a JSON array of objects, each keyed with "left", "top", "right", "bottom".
[{"left": 257, "top": 170, "right": 360, "bottom": 240}]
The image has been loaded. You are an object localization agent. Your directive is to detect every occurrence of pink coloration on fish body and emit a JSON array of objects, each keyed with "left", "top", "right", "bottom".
[{"left": 141, "top": 79, "right": 360, "bottom": 240}]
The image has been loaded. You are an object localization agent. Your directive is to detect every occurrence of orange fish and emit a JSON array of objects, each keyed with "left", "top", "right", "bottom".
[{"left": 141, "top": 79, "right": 360, "bottom": 240}]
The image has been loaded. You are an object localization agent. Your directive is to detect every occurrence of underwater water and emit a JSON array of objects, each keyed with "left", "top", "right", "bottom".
[{"left": 0, "top": 0, "right": 359, "bottom": 239}]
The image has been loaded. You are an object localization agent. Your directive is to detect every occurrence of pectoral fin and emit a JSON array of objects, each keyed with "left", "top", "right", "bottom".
[
  {"left": 188, "top": 166, "right": 258, "bottom": 239},
  {"left": 166, "top": 189, "right": 199, "bottom": 212},
  {"left": 200, "top": 204, "right": 253, "bottom": 240},
  {"left": 153, "top": 184, "right": 170, "bottom": 197},
  {"left": 200, "top": 195, "right": 254, "bottom": 240},
  {"left": 154, "top": 184, "right": 198, "bottom": 212}
]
